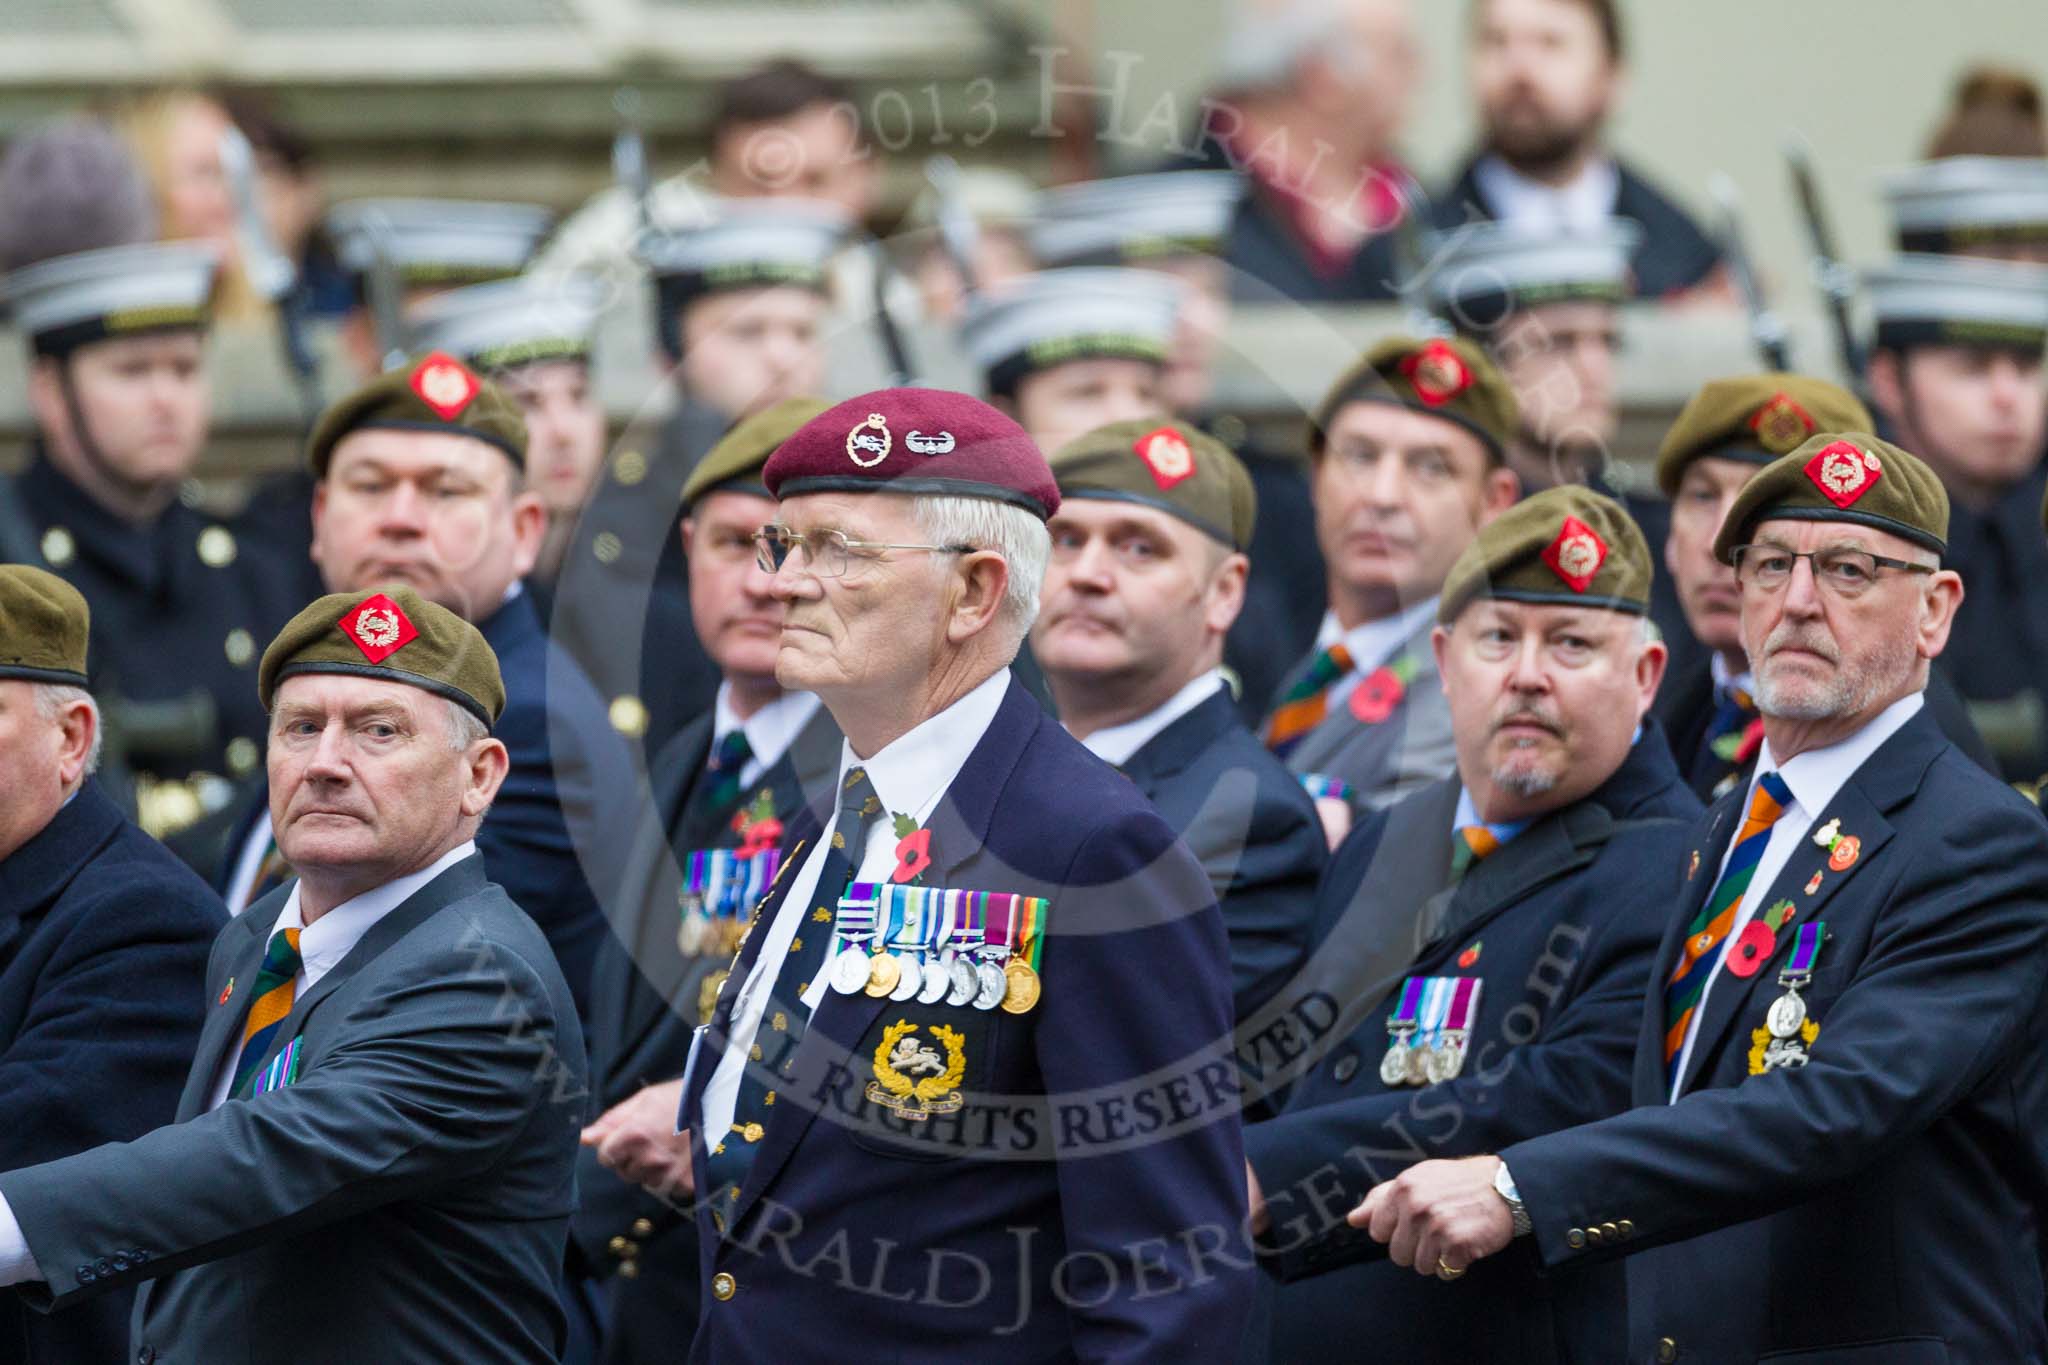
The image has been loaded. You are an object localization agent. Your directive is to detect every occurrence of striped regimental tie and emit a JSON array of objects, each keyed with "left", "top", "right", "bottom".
[
  {"left": 1449, "top": 825, "right": 1500, "bottom": 881},
  {"left": 1262, "top": 643, "right": 1355, "bottom": 756},
  {"left": 1662, "top": 771, "right": 1793, "bottom": 1088},
  {"left": 231, "top": 927, "right": 304, "bottom": 1097}
]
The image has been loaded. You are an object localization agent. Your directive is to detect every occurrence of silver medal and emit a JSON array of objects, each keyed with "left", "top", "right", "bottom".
[
  {"left": 973, "top": 959, "right": 1006, "bottom": 1010},
  {"left": 889, "top": 953, "right": 923, "bottom": 1001},
  {"left": 1379, "top": 1043, "right": 1411, "bottom": 1087},
  {"left": 947, "top": 957, "right": 980, "bottom": 1006},
  {"left": 1766, "top": 988, "right": 1807, "bottom": 1040},
  {"left": 678, "top": 911, "right": 707, "bottom": 957},
  {"left": 830, "top": 947, "right": 871, "bottom": 994},
  {"left": 917, "top": 951, "right": 953, "bottom": 1004}
]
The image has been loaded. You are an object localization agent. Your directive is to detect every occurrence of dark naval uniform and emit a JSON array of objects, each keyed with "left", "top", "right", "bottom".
[
  {"left": 572, "top": 701, "right": 839, "bottom": 1359},
  {"left": 1206, "top": 418, "right": 1327, "bottom": 724},
  {"left": 1243, "top": 732, "right": 1698, "bottom": 1365},
  {"left": 0, "top": 781, "right": 224, "bottom": 1364},
  {"left": 1119, "top": 684, "right": 1326, "bottom": 1022},
  {"left": 1935, "top": 462, "right": 2048, "bottom": 778}
]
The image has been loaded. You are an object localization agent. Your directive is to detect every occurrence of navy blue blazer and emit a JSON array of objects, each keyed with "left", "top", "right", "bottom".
[
  {"left": 573, "top": 702, "right": 840, "bottom": 1363},
  {"left": 1503, "top": 708, "right": 2048, "bottom": 1364},
  {"left": 682, "top": 677, "right": 1255, "bottom": 1363},
  {"left": 0, "top": 782, "right": 223, "bottom": 1364},
  {"left": 1241, "top": 734, "right": 1698, "bottom": 1364},
  {"left": 1119, "top": 686, "right": 1327, "bottom": 1022}
]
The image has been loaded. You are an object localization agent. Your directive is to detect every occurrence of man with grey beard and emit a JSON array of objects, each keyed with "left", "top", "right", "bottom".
[
  {"left": 1365, "top": 434, "right": 2048, "bottom": 1364},
  {"left": 1239, "top": 485, "right": 1697, "bottom": 1363}
]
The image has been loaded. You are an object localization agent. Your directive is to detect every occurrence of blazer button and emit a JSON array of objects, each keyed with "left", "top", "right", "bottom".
[
  {"left": 1617, "top": 1220, "right": 1635, "bottom": 1239},
  {"left": 77, "top": 1264, "right": 96, "bottom": 1284},
  {"left": 618, "top": 1259, "right": 641, "bottom": 1280},
  {"left": 112, "top": 1253, "right": 130, "bottom": 1271},
  {"left": 1584, "top": 1226, "right": 1604, "bottom": 1246},
  {"left": 711, "top": 1271, "right": 737, "bottom": 1302},
  {"left": 138, "top": 1349, "right": 159, "bottom": 1365},
  {"left": 1656, "top": 1337, "right": 1679, "bottom": 1363},
  {"left": 1332, "top": 1053, "right": 1360, "bottom": 1084},
  {"left": 1600, "top": 1221, "right": 1620, "bottom": 1241},
  {"left": 1565, "top": 1228, "right": 1586, "bottom": 1249},
  {"left": 608, "top": 1235, "right": 632, "bottom": 1258},
  {"left": 631, "top": 1218, "right": 655, "bottom": 1239}
]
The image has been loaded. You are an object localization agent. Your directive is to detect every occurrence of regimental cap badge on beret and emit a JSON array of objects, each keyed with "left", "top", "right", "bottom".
[
  {"left": 1805, "top": 439, "right": 1884, "bottom": 509},
  {"left": 1749, "top": 392, "right": 1818, "bottom": 455},
  {"left": 846, "top": 411, "right": 892, "bottom": 468},
  {"left": 410, "top": 351, "right": 481, "bottom": 421},
  {"left": 1133, "top": 425, "right": 1196, "bottom": 490},
  {"left": 338, "top": 591, "right": 420, "bottom": 664},
  {"left": 1399, "top": 339, "right": 1474, "bottom": 408},
  {"left": 1541, "top": 515, "right": 1609, "bottom": 593}
]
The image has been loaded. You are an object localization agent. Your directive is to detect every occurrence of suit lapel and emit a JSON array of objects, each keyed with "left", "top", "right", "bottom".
[
  {"left": 1118, "top": 688, "right": 1235, "bottom": 795},
  {"left": 176, "top": 907, "right": 274, "bottom": 1120},
  {"left": 727, "top": 680, "right": 1041, "bottom": 1231},
  {"left": 1630, "top": 797, "right": 1738, "bottom": 1102},
  {"left": 1425, "top": 802, "right": 1610, "bottom": 955}
]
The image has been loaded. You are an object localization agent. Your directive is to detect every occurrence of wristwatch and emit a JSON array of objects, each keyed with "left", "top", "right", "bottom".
[{"left": 1494, "top": 1161, "right": 1533, "bottom": 1238}]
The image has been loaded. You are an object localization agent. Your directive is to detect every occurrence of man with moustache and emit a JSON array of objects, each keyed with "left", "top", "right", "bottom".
[
  {"left": 1865, "top": 253, "right": 2048, "bottom": 776},
  {"left": 0, "top": 586, "right": 588, "bottom": 1365},
  {"left": 1264, "top": 336, "right": 1521, "bottom": 837},
  {"left": 219, "top": 354, "right": 629, "bottom": 1017},
  {"left": 1362, "top": 435, "right": 2048, "bottom": 1364},
  {"left": 573, "top": 399, "right": 840, "bottom": 1359},
  {"left": 1431, "top": 0, "right": 1724, "bottom": 301},
  {"left": 1242, "top": 487, "right": 1697, "bottom": 1364},
  {"left": 0, "top": 566, "right": 222, "bottom": 1364},
  {"left": 587, "top": 389, "right": 1253, "bottom": 1360},
  {"left": 1032, "top": 418, "right": 1326, "bottom": 1023},
  {"left": 1653, "top": 373, "right": 1992, "bottom": 798}
]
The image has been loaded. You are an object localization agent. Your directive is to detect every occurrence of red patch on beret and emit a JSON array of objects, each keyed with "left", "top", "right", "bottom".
[
  {"left": 1397, "top": 339, "right": 1473, "bottom": 408},
  {"left": 764, "top": 387, "right": 1060, "bottom": 519},
  {"left": 410, "top": 351, "right": 480, "bottom": 422},
  {"left": 1541, "top": 515, "right": 1608, "bottom": 592},
  {"left": 1132, "top": 426, "right": 1196, "bottom": 490},
  {"left": 337, "top": 592, "right": 419, "bottom": 663},
  {"left": 1804, "top": 440, "right": 1883, "bottom": 509},
  {"left": 1748, "top": 392, "right": 1816, "bottom": 455}
]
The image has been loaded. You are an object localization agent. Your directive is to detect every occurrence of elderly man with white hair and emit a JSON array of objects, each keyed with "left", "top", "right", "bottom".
[
  {"left": 0, "top": 565, "right": 222, "bottom": 1364},
  {"left": 584, "top": 388, "right": 1255, "bottom": 1362}
]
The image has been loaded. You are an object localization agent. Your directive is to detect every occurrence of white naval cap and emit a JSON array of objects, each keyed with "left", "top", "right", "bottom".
[
  {"left": 407, "top": 273, "right": 606, "bottom": 372},
  {"left": 959, "top": 266, "right": 1183, "bottom": 396},
  {"left": 4, "top": 240, "right": 219, "bottom": 356},
  {"left": 1028, "top": 171, "right": 1241, "bottom": 267},
  {"left": 1881, "top": 156, "right": 2048, "bottom": 254},
  {"left": 1422, "top": 218, "right": 1641, "bottom": 332},
  {"left": 636, "top": 196, "right": 849, "bottom": 294},
  {"left": 1864, "top": 252, "right": 2048, "bottom": 353},
  {"left": 326, "top": 198, "right": 555, "bottom": 286}
]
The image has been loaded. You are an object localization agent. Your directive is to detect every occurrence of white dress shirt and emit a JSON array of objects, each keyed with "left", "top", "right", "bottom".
[
  {"left": 0, "top": 839, "right": 480, "bottom": 1288},
  {"left": 712, "top": 684, "right": 823, "bottom": 789},
  {"left": 1312, "top": 596, "right": 1439, "bottom": 713},
  {"left": 1472, "top": 153, "right": 1623, "bottom": 236},
  {"left": 1667, "top": 693, "right": 1924, "bottom": 1098},
  {"left": 1074, "top": 669, "right": 1226, "bottom": 767},
  {"left": 698, "top": 670, "right": 1010, "bottom": 1143},
  {"left": 222, "top": 808, "right": 276, "bottom": 914}
]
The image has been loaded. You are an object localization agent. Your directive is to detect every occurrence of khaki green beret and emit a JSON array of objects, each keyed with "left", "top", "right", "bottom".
[
  {"left": 0, "top": 564, "right": 89, "bottom": 686},
  {"left": 1713, "top": 432, "right": 1949, "bottom": 564},
  {"left": 306, "top": 350, "right": 529, "bottom": 478},
  {"left": 1439, "top": 485, "right": 1651, "bottom": 624},
  {"left": 1310, "top": 335, "right": 1519, "bottom": 463},
  {"left": 1655, "top": 374, "right": 1874, "bottom": 497},
  {"left": 258, "top": 584, "right": 505, "bottom": 727},
  {"left": 682, "top": 397, "right": 831, "bottom": 510},
  {"left": 1048, "top": 418, "right": 1258, "bottom": 550}
]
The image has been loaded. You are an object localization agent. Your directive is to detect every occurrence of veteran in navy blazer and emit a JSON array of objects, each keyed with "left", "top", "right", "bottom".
[
  {"left": 1034, "top": 419, "right": 1326, "bottom": 1024},
  {"left": 0, "top": 586, "right": 589, "bottom": 1365},
  {"left": 0, "top": 566, "right": 225, "bottom": 1364},
  {"left": 1366, "top": 436, "right": 2048, "bottom": 1364},
  {"left": 587, "top": 390, "right": 1254, "bottom": 1362},
  {"left": 1243, "top": 487, "right": 1699, "bottom": 1364}
]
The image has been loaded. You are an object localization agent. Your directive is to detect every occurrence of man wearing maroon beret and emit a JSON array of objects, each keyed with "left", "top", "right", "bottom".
[{"left": 589, "top": 387, "right": 1255, "bottom": 1361}]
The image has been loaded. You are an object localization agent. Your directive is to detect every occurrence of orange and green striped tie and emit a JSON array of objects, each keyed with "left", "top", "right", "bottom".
[
  {"left": 1263, "top": 643, "right": 1355, "bottom": 756},
  {"left": 1449, "top": 825, "right": 1500, "bottom": 880},
  {"left": 1662, "top": 771, "right": 1792, "bottom": 1086},
  {"left": 232, "top": 927, "right": 304, "bottom": 1097}
]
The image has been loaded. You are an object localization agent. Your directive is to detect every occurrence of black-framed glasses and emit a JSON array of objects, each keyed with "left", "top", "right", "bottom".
[
  {"left": 1731, "top": 545, "right": 1935, "bottom": 598},
  {"left": 752, "top": 524, "right": 976, "bottom": 579}
]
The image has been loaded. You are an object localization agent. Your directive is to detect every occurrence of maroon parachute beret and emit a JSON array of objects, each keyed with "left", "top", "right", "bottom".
[{"left": 762, "top": 387, "right": 1061, "bottom": 520}]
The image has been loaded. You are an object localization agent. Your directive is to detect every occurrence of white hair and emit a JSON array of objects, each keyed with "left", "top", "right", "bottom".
[
  {"left": 912, "top": 494, "right": 1050, "bottom": 645},
  {"left": 1214, "top": 0, "right": 1352, "bottom": 93},
  {"left": 443, "top": 698, "right": 489, "bottom": 751},
  {"left": 32, "top": 682, "right": 101, "bottom": 777}
]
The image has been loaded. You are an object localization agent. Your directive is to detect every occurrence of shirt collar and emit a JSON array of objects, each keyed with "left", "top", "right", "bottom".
[
  {"left": 1472, "top": 154, "right": 1621, "bottom": 234},
  {"left": 1754, "top": 692, "right": 1926, "bottom": 824},
  {"left": 1315, "top": 595, "right": 1440, "bottom": 672},
  {"left": 1076, "top": 669, "right": 1226, "bottom": 766},
  {"left": 714, "top": 683, "right": 823, "bottom": 771},
  {"left": 836, "top": 669, "right": 1011, "bottom": 827},
  {"left": 273, "top": 840, "right": 477, "bottom": 985},
  {"left": 1451, "top": 786, "right": 1530, "bottom": 847}
]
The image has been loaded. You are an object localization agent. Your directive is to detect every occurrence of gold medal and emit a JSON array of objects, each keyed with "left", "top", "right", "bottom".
[
  {"left": 865, "top": 952, "right": 901, "bottom": 997},
  {"left": 1000, "top": 960, "right": 1041, "bottom": 1014}
]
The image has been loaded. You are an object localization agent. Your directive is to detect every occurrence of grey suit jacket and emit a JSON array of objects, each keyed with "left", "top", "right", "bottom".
[
  {"left": 1279, "top": 614, "right": 1456, "bottom": 813},
  {"left": 0, "top": 854, "right": 589, "bottom": 1365}
]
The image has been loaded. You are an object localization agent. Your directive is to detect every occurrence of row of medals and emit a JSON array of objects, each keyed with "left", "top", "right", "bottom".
[
  {"left": 1380, "top": 1026, "right": 1472, "bottom": 1087},
  {"left": 828, "top": 940, "right": 1040, "bottom": 1014},
  {"left": 679, "top": 908, "right": 753, "bottom": 959}
]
